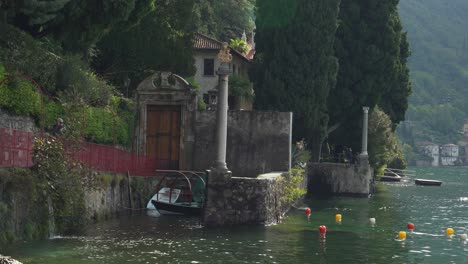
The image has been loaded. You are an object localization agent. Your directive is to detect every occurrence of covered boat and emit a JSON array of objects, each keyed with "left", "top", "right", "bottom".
[
  {"left": 415, "top": 179, "right": 442, "bottom": 186},
  {"left": 147, "top": 170, "right": 206, "bottom": 215}
]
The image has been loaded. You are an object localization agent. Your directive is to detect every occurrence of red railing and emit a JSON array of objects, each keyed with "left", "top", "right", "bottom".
[
  {"left": 0, "top": 128, "right": 157, "bottom": 176},
  {"left": 0, "top": 128, "right": 34, "bottom": 168}
]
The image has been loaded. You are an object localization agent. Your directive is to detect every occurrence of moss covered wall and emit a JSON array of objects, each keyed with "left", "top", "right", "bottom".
[{"left": 0, "top": 168, "right": 162, "bottom": 246}]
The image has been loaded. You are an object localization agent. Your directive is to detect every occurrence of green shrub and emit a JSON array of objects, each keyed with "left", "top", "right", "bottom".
[
  {"left": 43, "top": 98, "right": 65, "bottom": 130},
  {"left": 197, "top": 99, "right": 207, "bottom": 110},
  {"left": 0, "top": 75, "right": 41, "bottom": 117},
  {"left": 84, "top": 102, "right": 134, "bottom": 146},
  {"left": 0, "top": 24, "right": 60, "bottom": 93},
  {"left": 33, "top": 136, "right": 87, "bottom": 235},
  {"left": 280, "top": 167, "right": 307, "bottom": 202},
  {"left": 57, "top": 55, "right": 115, "bottom": 107},
  {"left": 229, "top": 75, "right": 253, "bottom": 100}
]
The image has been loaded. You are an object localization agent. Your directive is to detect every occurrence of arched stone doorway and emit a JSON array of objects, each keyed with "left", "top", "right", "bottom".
[{"left": 134, "top": 72, "right": 197, "bottom": 170}]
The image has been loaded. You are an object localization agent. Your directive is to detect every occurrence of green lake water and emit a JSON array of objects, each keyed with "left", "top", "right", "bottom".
[{"left": 2, "top": 167, "right": 467, "bottom": 263}]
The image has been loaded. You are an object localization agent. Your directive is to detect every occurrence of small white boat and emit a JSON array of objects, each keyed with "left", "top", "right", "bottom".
[
  {"left": 147, "top": 170, "right": 206, "bottom": 215},
  {"left": 146, "top": 187, "right": 181, "bottom": 210}
]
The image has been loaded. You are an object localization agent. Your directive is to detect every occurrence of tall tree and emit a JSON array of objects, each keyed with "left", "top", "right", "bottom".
[
  {"left": 4, "top": 0, "right": 156, "bottom": 51},
  {"left": 191, "top": 0, "right": 255, "bottom": 41},
  {"left": 253, "top": 0, "right": 341, "bottom": 161},
  {"left": 327, "top": 0, "right": 411, "bottom": 152},
  {"left": 93, "top": 0, "right": 195, "bottom": 96}
]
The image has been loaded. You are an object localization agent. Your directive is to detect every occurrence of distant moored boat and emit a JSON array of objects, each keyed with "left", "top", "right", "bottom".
[{"left": 415, "top": 179, "right": 442, "bottom": 186}]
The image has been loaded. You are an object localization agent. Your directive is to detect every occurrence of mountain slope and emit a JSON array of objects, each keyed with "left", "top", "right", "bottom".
[{"left": 398, "top": 0, "right": 468, "bottom": 143}]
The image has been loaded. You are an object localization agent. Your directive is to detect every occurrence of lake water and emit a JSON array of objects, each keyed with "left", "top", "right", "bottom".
[{"left": 2, "top": 167, "right": 467, "bottom": 263}]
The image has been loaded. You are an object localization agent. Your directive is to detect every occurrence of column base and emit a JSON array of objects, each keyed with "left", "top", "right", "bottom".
[
  {"left": 203, "top": 169, "right": 233, "bottom": 227},
  {"left": 211, "top": 161, "right": 228, "bottom": 172}
]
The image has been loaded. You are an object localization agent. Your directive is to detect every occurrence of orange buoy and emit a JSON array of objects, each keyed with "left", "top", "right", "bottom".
[
  {"left": 446, "top": 228, "right": 454, "bottom": 237},
  {"left": 335, "top": 214, "right": 342, "bottom": 222}
]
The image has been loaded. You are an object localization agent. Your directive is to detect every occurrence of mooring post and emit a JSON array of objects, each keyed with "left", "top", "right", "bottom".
[
  {"left": 361, "top": 106, "right": 370, "bottom": 156},
  {"left": 127, "top": 171, "right": 133, "bottom": 210},
  {"left": 203, "top": 43, "right": 233, "bottom": 227}
]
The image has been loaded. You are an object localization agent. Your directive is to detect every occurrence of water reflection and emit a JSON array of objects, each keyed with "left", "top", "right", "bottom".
[{"left": 2, "top": 167, "right": 468, "bottom": 263}]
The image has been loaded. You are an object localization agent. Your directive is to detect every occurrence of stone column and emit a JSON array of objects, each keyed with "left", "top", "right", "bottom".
[
  {"left": 203, "top": 43, "right": 233, "bottom": 227},
  {"left": 213, "top": 61, "right": 230, "bottom": 171},
  {"left": 361, "top": 106, "right": 370, "bottom": 156}
]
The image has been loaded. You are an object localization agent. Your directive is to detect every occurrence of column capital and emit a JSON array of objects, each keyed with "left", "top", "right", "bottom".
[
  {"left": 217, "top": 42, "right": 232, "bottom": 63},
  {"left": 216, "top": 62, "right": 231, "bottom": 76},
  {"left": 362, "top": 106, "right": 370, "bottom": 113}
]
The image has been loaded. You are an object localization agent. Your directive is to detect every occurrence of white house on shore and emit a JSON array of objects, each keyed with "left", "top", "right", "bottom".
[
  {"left": 418, "top": 142, "right": 462, "bottom": 167},
  {"left": 440, "top": 144, "right": 459, "bottom": 166},
  {"left": 420, "top": 142, "right": 439, "bottom": 167}
]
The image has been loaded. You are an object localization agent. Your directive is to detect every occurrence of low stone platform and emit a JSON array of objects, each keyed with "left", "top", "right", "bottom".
[{"left": 203, "top": 170, "right": 304, "bottom": 227}]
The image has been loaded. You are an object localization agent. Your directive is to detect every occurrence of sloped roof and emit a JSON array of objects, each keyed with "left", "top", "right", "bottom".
[
  {"left": 193, "top": 32, "right": 224, "bottom": 50},
  {"left": 245, "top": 49, "right": 256, "bottom": 60},
  {"left": 193, "top": 32, "right": 251, "bottom": 63}
]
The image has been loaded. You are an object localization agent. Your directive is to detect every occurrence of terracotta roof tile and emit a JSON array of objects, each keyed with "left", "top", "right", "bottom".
[
  {"left": 245, "top": 49, "right": 256, "bottom": 60},
  {"left": 193, "top": 32, "right": 251, "bottom": 63},
  {"left": 193, "top": 32, "right": 223, "bottom": 50}
]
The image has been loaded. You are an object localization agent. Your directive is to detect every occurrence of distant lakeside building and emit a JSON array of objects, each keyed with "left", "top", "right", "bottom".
[
  {"left": 416, "top": 119, "right": 468, "bottom": 166},
  {"left": 417, "top": 142, "right": 460, "bottom": 167}
]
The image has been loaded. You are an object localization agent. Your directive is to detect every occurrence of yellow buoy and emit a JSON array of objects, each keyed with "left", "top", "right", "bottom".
[
  {"left": 335, "top": 214, "right": 342, "bottom": 222},
  {"left": 446, "top": 228, "right": 454, "bottom": 237},
  {"left": 398, "top": 231, "right": 407, "bottom": 240}
]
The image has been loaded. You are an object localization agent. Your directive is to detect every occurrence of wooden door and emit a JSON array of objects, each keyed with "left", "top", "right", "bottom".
[{"left": 146, "top": 105, "right": 181, "bottom": 169}]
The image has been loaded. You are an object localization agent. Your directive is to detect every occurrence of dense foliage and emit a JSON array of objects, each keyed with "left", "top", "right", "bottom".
[
  {"left": 253, "top": 0, "right": 341, "bottom": 161},
  {"left": 33, "top": 136, "right": 87, "bottom": 234},
  {"left": 93, "top": 0, "right": 195, "bottom": 96},
  {"left": 368, "top": 107, "right": 406, "bottom": 170},
  {"left": 4, "top": 0, "right": 156, "bottom": 51},
  {"left": 398, "top": 0, "right": 468, "bottom": 145},
  {"left": 191, "top": 0, "right": 255, "bottom": 41},
  {"left": 327, "top": 0, "right": 411, "bottom": 153},
  {"left": 1, "top": 0, "right": 415, "bottom": 170}
]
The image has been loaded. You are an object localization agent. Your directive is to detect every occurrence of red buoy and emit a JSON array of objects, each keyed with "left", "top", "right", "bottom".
[
  {"left": 305, "top": 208, "right": 311, "bottom": 215},
  {"left": 319, "top": 225, "right": 327, "bottom": 234},
  {"left": 407, "top": 223, "right": 415, "bottom": 231}
]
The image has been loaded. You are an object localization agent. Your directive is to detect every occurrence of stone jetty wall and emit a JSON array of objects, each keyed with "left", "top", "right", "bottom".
[
  {"left": 203, "top": 172, "right": 306, "bottom": 227},
  {"left": 307, "top": 156, "right": 374, "bottom": 197}
]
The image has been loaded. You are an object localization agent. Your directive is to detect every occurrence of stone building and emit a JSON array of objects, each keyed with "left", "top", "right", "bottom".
[
  {"left": 440, "top": 144, "right": 459, "bottom": 166},
  {"left": 419, "top": 142, "right": 439, "bottom": 167},
  {"left": 133, "top": 71, "right": 291, "bottom": 176},
  {"left": 193, "top": 33, "right": 253, "bottom": 110}
]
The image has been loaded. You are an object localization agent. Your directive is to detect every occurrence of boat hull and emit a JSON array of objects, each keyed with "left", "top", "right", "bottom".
[
  {"left": 380, "top": 176, "right": 402, "bottom": 182},
  {"left": 151, "top": 200, "right": 202, "bottom": 215},
  {"left": 415, "top": 179, "right": 442, "bottom": 186}
]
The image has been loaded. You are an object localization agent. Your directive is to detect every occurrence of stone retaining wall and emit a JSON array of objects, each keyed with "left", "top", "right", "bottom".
[
  {"left": 307, "top": 156, "right": 373, "bottom": 197},
  {"left": 203, "top": 171, "right": 305, "bottom": 227},
  {"left": 194, "top": 111, "right": 292, "bottom": 177},
  {"left": 0, "top": 109, "right": 36, "bottom": 131}
]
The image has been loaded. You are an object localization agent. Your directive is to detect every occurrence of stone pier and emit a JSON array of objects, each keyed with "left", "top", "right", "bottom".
[{"left": 307, "top": 106, "right": 373, "bottom": 197}]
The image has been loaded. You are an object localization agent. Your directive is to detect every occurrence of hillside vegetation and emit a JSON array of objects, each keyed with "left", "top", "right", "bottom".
[{"left": 398, "top": 0, "right": 468, "bottom": 144}]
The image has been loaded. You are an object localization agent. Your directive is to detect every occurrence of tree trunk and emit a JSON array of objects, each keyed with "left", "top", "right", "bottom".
[{"left": 309, "top": 130, "right": 323, "bottom": 162}]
